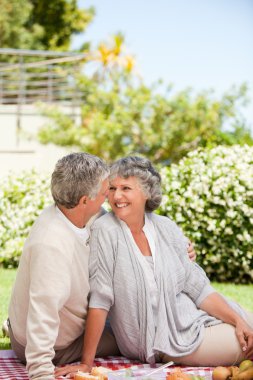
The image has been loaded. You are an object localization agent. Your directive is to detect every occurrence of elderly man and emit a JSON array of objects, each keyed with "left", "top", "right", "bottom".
[
  {"left": 8, "top": 152, "right": 196, "bottom": 380},
  {"left": 8, "top": 152, "right": 119, "bottom": 380}
]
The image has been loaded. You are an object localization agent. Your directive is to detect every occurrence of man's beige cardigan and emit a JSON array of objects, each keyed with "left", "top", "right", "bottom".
[{"left": 9, "top": 205, "right": 97, "bottom": 379}]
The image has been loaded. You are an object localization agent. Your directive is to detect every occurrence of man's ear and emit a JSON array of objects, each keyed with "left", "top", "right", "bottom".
[{"left": 79, "top": 195, "right": 87, "bottom": 206}]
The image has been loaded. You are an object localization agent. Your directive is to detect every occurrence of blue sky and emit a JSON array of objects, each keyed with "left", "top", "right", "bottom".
[{"left": 73, "top": 0, "right": 253, "bottom": 129}]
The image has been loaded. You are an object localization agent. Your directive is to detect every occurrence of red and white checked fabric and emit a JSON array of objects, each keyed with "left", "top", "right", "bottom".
[
  {"left": 0, "top": 351, "right": 213, "bottom": 380},
  {"left": 0, "top": 350, "right": 28, "bottom": 380}
]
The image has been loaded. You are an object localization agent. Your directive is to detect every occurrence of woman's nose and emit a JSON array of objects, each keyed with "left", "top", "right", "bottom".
[{"left": 114, "top": 188, "right": 123, "bottom": 199}]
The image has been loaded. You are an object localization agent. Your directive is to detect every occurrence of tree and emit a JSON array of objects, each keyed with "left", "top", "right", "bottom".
[
  {"left": 0, "top": 0, "right": 34, "bottom": 49},
  {"left": 2, "top": 1, "right": 250, "bottom": 161},
  {"left": 0, "top": 0, "right": 94, "bottom": 50},
  {"left": 38, "top": 72, "right": 253, "bottom": 164},
  {"left": 26, "top": 0, "right": 94, "bottom": 50}
]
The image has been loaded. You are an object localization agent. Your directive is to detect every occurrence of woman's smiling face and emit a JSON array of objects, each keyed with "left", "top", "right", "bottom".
[{"left": 108, "top": 176, "right": 148, "bottom": 224}]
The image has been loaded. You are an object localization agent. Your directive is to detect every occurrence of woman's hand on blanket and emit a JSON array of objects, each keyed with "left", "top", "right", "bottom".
[
  {"left": 187, "top": 240, "right": 196, "bottom": 261},
  {"left": 55, "top": 363, "right": 92, "bottom": 379},
  {"left": 235, "top": 319, "right": 253, "bottom": 359}
]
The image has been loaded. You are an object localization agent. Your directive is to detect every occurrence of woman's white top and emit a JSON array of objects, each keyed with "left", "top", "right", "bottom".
[{"left": 124, "top": 214, "right": 159, "bottom": 327}]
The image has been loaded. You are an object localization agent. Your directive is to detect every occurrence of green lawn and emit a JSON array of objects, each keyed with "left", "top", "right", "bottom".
[
  {"left": 212, "top": 282, "right": 253, "bottom": 312},
  {"left": 0, "top": 268, "right": 16, "bottom": 349},
  {"left": 0, "top": 268, "right": 253, "bottom": 350}
]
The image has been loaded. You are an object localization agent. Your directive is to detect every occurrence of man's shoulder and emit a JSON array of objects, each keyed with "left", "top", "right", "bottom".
[
  {"left": 28, "top": 205, "right": 75, "bottom": 242},
  {"left": 32, "top": 205, "right": 62, "bottom": 228}
]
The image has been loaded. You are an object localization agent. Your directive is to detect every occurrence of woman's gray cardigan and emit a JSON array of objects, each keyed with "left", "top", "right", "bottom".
[{"left": 89, "top": 212, "right": 223, "bottom": 363}]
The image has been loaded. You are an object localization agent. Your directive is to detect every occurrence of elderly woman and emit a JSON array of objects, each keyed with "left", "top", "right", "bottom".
[{"left": 56, "top": 156, "right": 253, "bottom": 378}]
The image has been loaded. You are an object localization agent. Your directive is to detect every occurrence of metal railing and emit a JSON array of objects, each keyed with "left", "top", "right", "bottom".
[
  {"left": 0, "top": 48, "right": 86, "bottom": 107},
  {"left": 0, "top": 48, "right": 86, "bottom": 149}
]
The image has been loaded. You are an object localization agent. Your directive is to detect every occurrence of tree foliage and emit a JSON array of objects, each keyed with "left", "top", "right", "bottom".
[
  {"left": 0, "top": 0, "right": 33, "bottom": 49},
  {"left": 1, "top": 0, "right": 251, "bottom": 161},
  {"left": 37, "top": 33, "right": 252, "bottom": 163},
  {"left": 26, "top": 0, "right": 94, "bottom": 50},
  {"left": 38, "top": 73, "right": 253, "bottom": 164},
  {"left": 0, "top": 0, "right": 94, "bottom": 50}
]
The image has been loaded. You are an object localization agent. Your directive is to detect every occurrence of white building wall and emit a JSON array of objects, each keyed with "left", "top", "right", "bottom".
[{"left": 0, "top": 105, "right": 80, "bottom": 177}]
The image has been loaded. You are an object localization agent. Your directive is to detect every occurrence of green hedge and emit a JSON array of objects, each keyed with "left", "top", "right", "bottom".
[
  {"left": 0, "top": 171, "right": 51, "bottom": 268},
  {"left": 158, "top": 145, "right": 253, "bottom": 283}
]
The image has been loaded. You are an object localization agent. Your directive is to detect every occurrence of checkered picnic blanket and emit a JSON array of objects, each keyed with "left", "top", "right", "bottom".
[{"left": 0, "top": 350, "right": 213, "bottom": 379}]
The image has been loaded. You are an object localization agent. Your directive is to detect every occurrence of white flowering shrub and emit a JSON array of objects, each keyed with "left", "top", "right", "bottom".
[
  {"left": 0, "top": 171, "right": 52, "bottom": 268},
  {"left": 158, "top": 145, "right": 253, "bottom": 283}
]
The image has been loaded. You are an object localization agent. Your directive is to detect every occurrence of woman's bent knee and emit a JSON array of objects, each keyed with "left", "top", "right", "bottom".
[{"left": 162, "top": 324, "right": 245, "bottom": 367}]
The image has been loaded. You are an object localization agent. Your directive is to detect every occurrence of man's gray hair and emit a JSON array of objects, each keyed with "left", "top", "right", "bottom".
[
  {"left": 51, "top": 152, "right": 109, "bottom": 208},
  {"left": 109, "top": 156, "right": 162, "bottom": 212}
]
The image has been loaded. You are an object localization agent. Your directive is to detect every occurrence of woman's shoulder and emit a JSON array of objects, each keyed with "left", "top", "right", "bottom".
[
  {"left": 149, "top": 212, "right": 176, "bottom": 228},
  {"left": 91, "top": 211, "right": 119, "bottom": 231},
  {"left": 149, "top": 212, "right": 184, "bottom": 238}
]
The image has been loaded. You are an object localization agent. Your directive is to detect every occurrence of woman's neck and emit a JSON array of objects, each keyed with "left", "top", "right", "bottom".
[{"left": 125, "top": 217, "right": 145, "bottom": 234}]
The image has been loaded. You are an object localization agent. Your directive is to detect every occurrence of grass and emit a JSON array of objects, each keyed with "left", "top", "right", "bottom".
[
  {"left": 0, "top": 269, "right": 253, "bottom": 350},
  {"left": 0, "top": 268, "right": 16, "bottom": 349},
  {"left": 212, "top": 282, "right": 253, "bottom": 312}
]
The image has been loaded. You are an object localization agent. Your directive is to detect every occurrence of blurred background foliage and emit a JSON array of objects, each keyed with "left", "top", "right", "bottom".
[
  {"left": 0, "top": 0, "right": 252, "bottom": 282},
  {"left": 159, "top": 145, "right": 253, "bottom": 283},
  {"left": 0, "top": 0, "right": 94, "bottom": 51},
  {"left": 0, "top": 171, "right": 51, "bottom": 268},
  {"left": 35, "top": 7, "right": 253, "bottom": 163},
  {"left": 1, "top": 0, "right": 252, "bottom": 161},
  {"left": 38, "top": 80, "right": 252, "bottom": 164}
]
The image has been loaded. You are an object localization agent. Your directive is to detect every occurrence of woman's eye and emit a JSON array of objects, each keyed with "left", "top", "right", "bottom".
[
  {"left": 123, "top": 186, "right": 131, "bottom": 190},
  {"left": 109, "top": 187, "right": 115, "bottom": 191}
]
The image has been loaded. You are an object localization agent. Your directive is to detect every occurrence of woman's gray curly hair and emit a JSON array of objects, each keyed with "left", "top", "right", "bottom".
[{"left": 109, "top": 156, "right": 162, "bottom": 212}]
